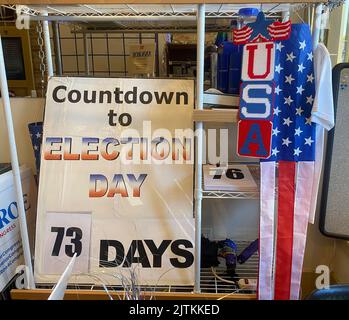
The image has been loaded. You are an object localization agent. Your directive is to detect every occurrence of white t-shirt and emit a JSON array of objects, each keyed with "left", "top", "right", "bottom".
[{"left": 309, "top": 43, "right": 335, "bottom": 223}]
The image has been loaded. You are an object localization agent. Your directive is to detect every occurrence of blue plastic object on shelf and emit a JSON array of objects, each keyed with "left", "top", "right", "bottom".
[
  {"left": 215, "top": 32, "right": 228, "bottom": 47},
  {"left": 228, "top": 45, "right": 243, "bottom": 94},
  {"left": 237, "top": 8, "right": 260, "bottom": 27},
  {"left": 217, "top": 41, "right": 242, "bottom": 94},
  {"left": 238, "top": 7, "right": 260, "bottom": 18},
  {"left": 216, "top": 7, "right": 260, "bottom": 94}
]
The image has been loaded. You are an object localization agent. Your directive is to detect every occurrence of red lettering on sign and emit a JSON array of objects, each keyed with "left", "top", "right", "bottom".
[{"left": 246, "top": 43, "right": 274, "bottom": 79}]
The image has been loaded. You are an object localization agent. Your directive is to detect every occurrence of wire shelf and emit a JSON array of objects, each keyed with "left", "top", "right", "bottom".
[
  {"left": 202, "top": 190, "right": 259, "bottom": 199},
  {"left": 3, "top": 4, "right": 290, "bottom": 18},
  {"left": 1, "top": 4, "right": 289, "bottom": 34}
]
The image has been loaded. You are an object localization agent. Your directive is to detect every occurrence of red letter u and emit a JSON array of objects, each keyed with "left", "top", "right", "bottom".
[{"left": 246, "top": 43, "right": 274, "bottom": 79}]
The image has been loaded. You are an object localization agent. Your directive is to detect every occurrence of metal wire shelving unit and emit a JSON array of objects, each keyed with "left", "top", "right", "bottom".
[
  {"left": 2, "top": 4, "right": 289, "bottom": 33},
  {"left": 0, "top": 1, "right": 325, "bottom": 300},
  {"left": 3, "top": 4, "right": 289, "bottom": 18}
]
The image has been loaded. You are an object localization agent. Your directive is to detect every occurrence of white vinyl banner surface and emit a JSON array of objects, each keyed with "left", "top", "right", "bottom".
[
  {"left": 0, "top": 166, "right": 37, "bottom": 291},
  {"left": 35, "top": 77, "right": 195, "bottom": 286}
]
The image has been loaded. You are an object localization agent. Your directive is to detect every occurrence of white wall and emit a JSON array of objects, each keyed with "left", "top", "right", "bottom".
[
  {"left": 326, "top": 4, "right": 349, "bottom": 66},
  {"left": 0, "top": 98, "right": 45, "bottom": 174}
]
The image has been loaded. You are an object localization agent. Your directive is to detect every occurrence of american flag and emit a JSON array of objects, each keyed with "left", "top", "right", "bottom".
[
  {"left": 265, "top": 24, "right": 316, "bottom": 162},
  {"left": 259, "top": 24, "right": 316, "bottom": 300},
  {"left": 28, "top": 122, "right": 43, "bottom": 177}
]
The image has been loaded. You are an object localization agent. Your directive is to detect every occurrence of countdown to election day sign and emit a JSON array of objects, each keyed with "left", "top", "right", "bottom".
[
  {"left": 34, "top": 77, "right": 195, "bottom": 285},
  {"left": 0, "top": 166, "right": 37, "bottom": 291}
]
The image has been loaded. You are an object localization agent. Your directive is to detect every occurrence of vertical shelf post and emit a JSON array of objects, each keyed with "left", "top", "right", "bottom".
[
  {"left": 83, "top": 33, "right": 90, "bottom": 75},
  {"left": 0, "top": 36, "right": 35, "bottom": 289},
  {"left": 52, "top": 21, "right": 62, "bottom": 76},
  {"left": 194, "top": 3, "right": 205, "bottom": 293},
  {"left": 282, "top": 9, "right": 290, "bottom": 22},
  {"left": 312, "top": 3, "right": 323, "bottom": 49},
  {"left": 42, "top": 11, "right": 54, "bottom": 78}
]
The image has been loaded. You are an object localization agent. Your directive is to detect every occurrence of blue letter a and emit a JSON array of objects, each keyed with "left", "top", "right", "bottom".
[{"left": 240, "top": 123, "right": 268, "bottom": 157}]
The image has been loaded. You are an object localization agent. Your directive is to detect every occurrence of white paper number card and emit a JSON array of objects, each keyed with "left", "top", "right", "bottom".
[
  {"left": 43, "top": 212, "right": 92, "bottom": 275},
  {"left": 203, "top": 164, "right": 257, "bottom": 191}
]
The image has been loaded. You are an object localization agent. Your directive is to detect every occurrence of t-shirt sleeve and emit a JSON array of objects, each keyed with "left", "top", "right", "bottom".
[{"left": 311, "top": 43, "right": 335, "bottom": 131}]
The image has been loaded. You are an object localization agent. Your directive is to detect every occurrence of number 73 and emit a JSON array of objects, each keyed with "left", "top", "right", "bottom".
[{"left": 51, "top": 226, "right": 83, "bottom": 257}]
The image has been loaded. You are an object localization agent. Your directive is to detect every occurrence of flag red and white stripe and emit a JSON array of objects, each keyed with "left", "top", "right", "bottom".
[
  {"left": 268, "top": 20, "right": 292, "bottom": 41},
  {"left": 289, "top": 162, "right": 314, "bottom": 299},
  {"left": 232, "top": 26, "right": 253, "bottom": 44},
  {"left": 274, "top": 161, "right": 296, "bottom": 300},
  {"left": 258, "top": 162, "right": 276, "bottom": 300},
  {"left": 259, "top": 161, "right": 315, "bottom": 300}
]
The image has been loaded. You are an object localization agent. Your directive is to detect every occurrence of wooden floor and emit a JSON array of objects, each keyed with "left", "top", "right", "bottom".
[
  {"left": 10, "top": 289, "right": 256, "bottom": 300},
  {"left": 11, "top": 272, "right": 328, "bottom": 300}
]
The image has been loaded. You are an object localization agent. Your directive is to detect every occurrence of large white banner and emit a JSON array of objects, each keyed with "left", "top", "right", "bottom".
[
  {"left": 0, "top": 166, "right": 37, "bottom": 291},
  {"left": 35, "top": 77, "right": 195, "bottom": 286}
]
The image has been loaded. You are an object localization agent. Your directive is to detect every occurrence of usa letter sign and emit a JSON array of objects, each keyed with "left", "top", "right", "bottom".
[
  {"left": 234, "top": 12, "right": 291, "bottom": 159},
  {"left": 34, "top": 77, "right": 195, "bottom": 286},
  {"left": 238, "top": 42, "right": 275, "bottom": 158}
]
